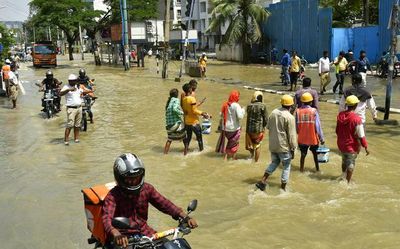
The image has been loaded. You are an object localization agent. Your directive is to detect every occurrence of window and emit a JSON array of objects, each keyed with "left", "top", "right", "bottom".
[
  {"left": 200, "top": 2, "right": 206, "bottom": 12},
  {"left": 177, "top": 9, "right": 181, "bottom": 18}
]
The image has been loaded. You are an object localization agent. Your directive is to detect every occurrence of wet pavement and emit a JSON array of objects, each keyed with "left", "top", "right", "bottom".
[{"left": 0, "top": 54, "right": 399, "bottom": 249}]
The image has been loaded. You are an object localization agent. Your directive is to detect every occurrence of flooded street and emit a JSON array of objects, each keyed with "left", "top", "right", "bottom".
[{"left": 1, "top": 55, "right": 400, "bottom": 249}]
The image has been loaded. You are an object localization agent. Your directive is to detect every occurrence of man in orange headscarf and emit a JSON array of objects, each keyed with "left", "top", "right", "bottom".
[{"left": 216, "top": 90, "right": 245, "bottom": 160}]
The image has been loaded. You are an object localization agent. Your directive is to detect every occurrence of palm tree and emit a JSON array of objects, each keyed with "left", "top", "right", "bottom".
[{"left": 207, "top": 0, "right": 270, "bottom": 64}]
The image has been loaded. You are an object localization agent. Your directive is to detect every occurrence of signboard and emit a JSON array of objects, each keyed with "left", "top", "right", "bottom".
[
  {"left": 131, "top": 22, "right": 146, "bottom": 41},
  {"left": 111, "top": 24, "right": 131, "bottom": 42},
  {"left": 169, "top": 30, "right": 198, "bottom": 43}
]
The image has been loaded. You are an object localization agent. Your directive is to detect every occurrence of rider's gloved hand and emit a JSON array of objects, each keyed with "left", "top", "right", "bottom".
[{"left": 112, "top": 229, "right": 129, "bottom": 248}]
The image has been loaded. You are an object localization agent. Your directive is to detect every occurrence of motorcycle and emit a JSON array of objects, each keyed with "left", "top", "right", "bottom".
[
  {"left": 92, "top": 199, "right": 198, "bottom": 249},
  {"left": 43, "top": 89, "right": 58, "bottom": 119},
  {"left": 36, "top": 82, "right": 62, "bottom": 119},
  {"left": 81, "top": 94, "right": 95, "bottom": 132},
  {"left": 346, "top": 61, "right": 357, "bottom": 75},
  {"left": 376, "top": 59, "right": 400, "bottom": 78}
]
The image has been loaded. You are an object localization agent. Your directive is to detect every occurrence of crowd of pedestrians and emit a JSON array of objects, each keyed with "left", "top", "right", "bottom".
[{"left": 164, "top": 69, "right": 374, "bottom": 192}]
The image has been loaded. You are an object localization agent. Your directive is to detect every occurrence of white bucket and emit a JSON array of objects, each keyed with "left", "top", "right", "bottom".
[
  {"left": 316, "top": 147, "right": 330, "bottom": 163},
  {"left": 201, "top": 119, "right": 212, "bottom": 134}
]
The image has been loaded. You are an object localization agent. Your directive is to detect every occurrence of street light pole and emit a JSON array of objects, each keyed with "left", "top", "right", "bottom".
[
  {"left": 120, "top": 0, "right": 130, "bottom": 70},
  {"left": 178, "top": 0, "right": 195, "bottom": 79},
  {"left": 384, "top": 2, "right": 399, "bottom": 120}
]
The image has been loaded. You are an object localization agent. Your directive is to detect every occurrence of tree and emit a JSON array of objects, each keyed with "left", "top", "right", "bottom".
[
  {"left": 29, "top": 0, "right": 103, "bottom": 60},
  {"left": 320, "top": 0, "right": 378, "bottom": 27},
  {"left": 103, "top": 0, "right": 159, "bottom": 24},
  {"left": 207, "top": 0, "right": 270, "bottom": 64},
  {"left": 0, "top": 23, "right": 15, "bottom": 60}
]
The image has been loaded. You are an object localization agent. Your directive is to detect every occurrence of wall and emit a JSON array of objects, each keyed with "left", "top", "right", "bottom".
[
  {"left": 216, "top": 44, "right": 243, "bottom": 61},
  {"left": 263, "top": 0, "right": 332, "bottom": 63},
  {"left": 331, "top": 26, "right": 380, "bottom": 63}
]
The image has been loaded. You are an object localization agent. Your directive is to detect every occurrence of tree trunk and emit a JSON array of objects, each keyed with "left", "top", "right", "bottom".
[
  {"left": 363, "top": 0, "right": 369, "bottom": 26},
  {"left": 67, "top": 40, "right": 74, "bottom": 60},
  {"left": 162, "top": 0, "right": 171, "bottom": 78},
  {"left": 242, "top": 42, "right": 251, "bottom": 64}
]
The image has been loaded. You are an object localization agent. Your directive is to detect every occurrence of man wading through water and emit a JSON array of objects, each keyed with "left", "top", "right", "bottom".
[
  {"left": 336, "top": 95, "right": 369, "bottom": 183},
  {"left": 255, "top": 95, "right": 297, "bottom": 191}
]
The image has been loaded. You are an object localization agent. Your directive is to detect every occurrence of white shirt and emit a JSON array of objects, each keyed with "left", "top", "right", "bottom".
[
  {"left": 339, "top": 96, "right": 377, "bottom": 124},
  {"left": 223, "top": 102, "right": 245, "bottom": 132},
  {"left": 62, "top": 84, "right": 83, "bottom": 107},
  {"left": 318, "top": 57, "right": 331, "bottom": 74}
]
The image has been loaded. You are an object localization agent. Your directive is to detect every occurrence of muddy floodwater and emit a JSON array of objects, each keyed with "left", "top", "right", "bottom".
[{"left": 1, "top": 55, "right": 400, "bottom": 249}]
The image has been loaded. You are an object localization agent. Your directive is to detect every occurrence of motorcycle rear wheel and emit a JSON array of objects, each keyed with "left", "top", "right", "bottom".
[{"left": 81, "top": 112, "right": 87, "bottom": 131}]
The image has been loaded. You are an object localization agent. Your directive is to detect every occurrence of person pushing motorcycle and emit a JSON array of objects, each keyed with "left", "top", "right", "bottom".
[
  {"left": 102, "top": 153, "right": 198, "bottom": 248},
  {"left": 38, "top": 70, "right": 62, "bottom": 112}
]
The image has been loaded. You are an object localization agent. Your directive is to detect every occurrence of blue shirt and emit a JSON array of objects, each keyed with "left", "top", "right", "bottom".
[
  {"left": 281, "top": 53, "right": 291, "bottom": 67},
  {"left": 356, "top": 57, "right": 371, "bottom": 73}
]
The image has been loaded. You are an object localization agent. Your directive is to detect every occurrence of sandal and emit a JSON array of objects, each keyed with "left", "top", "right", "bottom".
[{"left": 255, "top": 181, "right": 266, "bottom": 191}]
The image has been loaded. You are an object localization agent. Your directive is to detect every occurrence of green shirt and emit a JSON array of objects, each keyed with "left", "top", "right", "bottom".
[{"left": 165, "top": 97, "right": 184, "bottom": 128}]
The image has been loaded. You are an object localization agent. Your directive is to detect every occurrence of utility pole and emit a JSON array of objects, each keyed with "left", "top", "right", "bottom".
[
  {"left": 156, "top": 19, "right": 159, "bottom": 74},
  {"left": 79, "top": 23, "right": 84, "bottom": 60},
  {"left": 162, "top": 0, "right": 171, "bottom": 78},
  {"left": 120, "top": 0, "right": 130, "bottom": 70},
  {"left": 384, "top": 2, "right": 399, "bottom": 120},
  {"left": 178, "top": 0, "right": 195, "bottom": 79}
]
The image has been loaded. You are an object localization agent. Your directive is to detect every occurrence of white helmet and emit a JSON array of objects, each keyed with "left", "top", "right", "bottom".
[
  {"left": 5, "top": 59, "right": 11, "bottom": 64},
  {"left": 68, "top": 74, "right": 78, "bottom": 81}
]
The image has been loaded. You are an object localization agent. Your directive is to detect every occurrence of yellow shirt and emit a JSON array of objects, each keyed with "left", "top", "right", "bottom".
[
  {"left": 290, "top": 56, "right": 301, "bottom": 73},
  {"left": 334, "top": 57, "right": 348, "bottom": 73},
  {"left": 199, "top": 56, "right": 207, "bottom": 67},
  {"left": 182, "top": 96, "right": 203, "bottom": 125}
]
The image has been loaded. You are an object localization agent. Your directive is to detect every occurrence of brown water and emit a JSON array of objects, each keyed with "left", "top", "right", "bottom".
[{"left": 0, "top": 55, "right": 399, "bottom": 249}]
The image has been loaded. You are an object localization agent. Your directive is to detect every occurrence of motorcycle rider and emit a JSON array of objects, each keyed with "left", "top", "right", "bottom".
[
  {"left": 78, "top": 68, "right": 96, "bottom": 99},
  {"left": 38, "top": 70, "right": 62, "bottom": 112},
  {"left": 102, "top": 153, "right": 198, "bottom": 248}
]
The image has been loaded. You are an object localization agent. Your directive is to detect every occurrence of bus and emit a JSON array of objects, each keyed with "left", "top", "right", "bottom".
[{"left": 32, "top": 41, "right": 57, "bottom": 67}]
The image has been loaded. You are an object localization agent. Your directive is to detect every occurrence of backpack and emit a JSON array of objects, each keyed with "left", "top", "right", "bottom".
[{"left": 81, "top": 182, "right": 116, "bottom": 246}]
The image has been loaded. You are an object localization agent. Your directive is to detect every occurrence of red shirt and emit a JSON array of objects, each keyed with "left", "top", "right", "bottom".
[
  {"left": 102, "top": 183, "right": 182, "bottom": 240},
  {"left": 336, "top": 110, "right": 368, "bottom": 153}
]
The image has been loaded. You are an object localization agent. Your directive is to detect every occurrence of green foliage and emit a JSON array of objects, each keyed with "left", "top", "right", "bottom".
[
  {"left": 320, "top": 0, "right": 379, "bottom": 27},
  {"left": 207, "top": 0, "right": 270, "bottom": 63},
  {"left": 0, "top": 23, "right": 16, "bottom": 59},
  {"left": 29, "top": 0, "right": 103, "bottom": 41},
  {"left": 104, "top": 0, "right": 159, "bottom": 24}
]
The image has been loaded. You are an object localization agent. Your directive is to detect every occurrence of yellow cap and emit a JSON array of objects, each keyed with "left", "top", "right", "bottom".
[
  {"left": 252, "top": 91, "right": 263, "bottom": 102},
  {"left": 300, "top": 92, "right": 313, "bottom": 103},
  {"left": 345, "top": 95, "right": 360, "bottom": 106},
  {"left": 281, "top": 94, "right": 294, "bottom": 106}
]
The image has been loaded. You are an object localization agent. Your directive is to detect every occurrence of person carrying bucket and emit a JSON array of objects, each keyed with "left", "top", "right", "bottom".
[{"left": 295, "top": 92, "right": 325, "bottom": 172}]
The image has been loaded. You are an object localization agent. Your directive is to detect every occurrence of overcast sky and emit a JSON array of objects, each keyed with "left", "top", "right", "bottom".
[{"left": 0, "top": 0, "right": 30, "bottom": 22}]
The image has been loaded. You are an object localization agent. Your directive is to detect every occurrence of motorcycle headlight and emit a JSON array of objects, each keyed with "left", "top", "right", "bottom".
[{"left": 45, "top": 93, "right": 52, "bottom": 99}]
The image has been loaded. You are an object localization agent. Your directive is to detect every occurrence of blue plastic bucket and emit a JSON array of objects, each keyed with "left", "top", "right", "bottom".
[
  {"left": 316, "top": 147, "right": 330, "bottom": 163},
  {"left": 201, "top": 119, "right": 212, "bottom": 134}
]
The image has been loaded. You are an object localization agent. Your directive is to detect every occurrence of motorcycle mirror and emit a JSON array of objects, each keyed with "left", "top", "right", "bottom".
[
  {"left": 111, "top": 217, "right": 131, "bottom": 230},
  {"left": 187, "top": 199, "right": 198, "bottom": 213}
]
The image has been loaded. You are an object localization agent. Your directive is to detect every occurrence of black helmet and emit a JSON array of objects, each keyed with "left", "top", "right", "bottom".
[
  {"left": 46, "top": 70, "right": 53, "bottom": 80},
  {"left": 113, "top": 153, "right": 145, "bottom": 194},
  {"left": 79, "top": 68, "right": 86, "bottom": 78}
]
